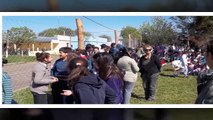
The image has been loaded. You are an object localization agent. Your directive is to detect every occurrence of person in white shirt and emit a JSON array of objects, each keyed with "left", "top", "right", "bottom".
[
  {"left": 180, "top": 51, "right": 189, "bottom": 77},
  {"left": 172, "top": 60, "right": 184, "bottom": 77}
]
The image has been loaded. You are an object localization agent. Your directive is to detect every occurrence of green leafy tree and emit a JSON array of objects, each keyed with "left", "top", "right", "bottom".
[
  {"left": 39, "top": 27, "right": 76, "bottom": 37},
  {"left": 139, "top": 16, "right": 177, "bottom": 46},
  {"left": 74, "top": 29, "right": 92, "bottom": 37},
  {"left": 6, "top": 27, "right": 36, "bottom": 49},
  {"left": 120, "top": 26, "right": 141, "bottom": 46},
  {"left": 99, "top": 34, "right": 112, "bottom": 42},
  {"left": 84, "top": 32, "right": 92, "bottom": 37},
  {"left": 172, "top": 16, "right": 213, "bottom": 47}
]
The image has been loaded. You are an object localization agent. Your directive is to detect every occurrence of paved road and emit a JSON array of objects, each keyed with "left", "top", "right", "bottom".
[
  {"left": 3, "top": 62, "right": 35, "bottom": 91},
  {"left": 3, "top": 57, "right": 58, "bottom": 92}
]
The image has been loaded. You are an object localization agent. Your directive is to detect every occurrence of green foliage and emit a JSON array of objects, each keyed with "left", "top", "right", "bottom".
[
  {"left": 139, "top": 17, "right": 177, "bottom": 46},
  {"left": 13, "top": 88, "right": 34, "bottom": 104},
  {"left": 172, "top": 16, "right": 213, "bottom": 47},
  {"left": 99, "top": 34, "right": 112, "bottom": 42},
  {"left": 6, "top": 55, "right": 36, "bottom": 63},
  {"left": 131, "top": 64, "right": 197, "bottom": 104},
  {"left": 120, "top": 26, "right": 141, "bottom": 46},
  {"left": 5, "top": 27, "right": 36, "bottom": 48},
  {"left": 39, "top": 27, "right": 76, "bottom": 37}
]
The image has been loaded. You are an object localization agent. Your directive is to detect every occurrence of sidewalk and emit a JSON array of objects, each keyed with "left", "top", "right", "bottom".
[{"left": 3, "top": 56, "right": 59, "bottom": 92}]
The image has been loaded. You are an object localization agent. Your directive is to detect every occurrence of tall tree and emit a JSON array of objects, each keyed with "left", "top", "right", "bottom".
[
  {"left": 120, "top": 26, "right": 141, "bottom": 46},
  {"left": 39, "top": 27, "right": 76, "bottom": 37},
  {"left": 172, "top": 16, "right": 213, "bottom": 47},
  {"left": 5, "top": 27, "right": 36, "bottom": 49},
  {"left": 139, "top": 16, "right": 177, "bottom": 46},
  {"left": 99, "top": 34, "right": 112, "bottom": 42}
]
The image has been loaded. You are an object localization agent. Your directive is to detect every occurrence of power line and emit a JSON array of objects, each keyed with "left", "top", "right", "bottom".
[
  {"left": 82, "top": 16, "right": 116, "bottom": 31},
  {"left": 87, "top": 30, "right": 114, "bottom": 33}
]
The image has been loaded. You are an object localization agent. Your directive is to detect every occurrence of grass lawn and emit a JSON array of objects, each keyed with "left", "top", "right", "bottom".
[
  {"left": 131, "top": 64, "right": 197, "bottom": 104},
  {"left": 13, "top": 63, "right": 197, "bottom": 104},
  {"left": 6, "top": 55, "right": 59, "bottom": 63},
  {"left": 13, "top": 88, "right": 34, "bottom": 104},
  {"left": 6, "top": 55, "right": 36, "bottom": 63}
]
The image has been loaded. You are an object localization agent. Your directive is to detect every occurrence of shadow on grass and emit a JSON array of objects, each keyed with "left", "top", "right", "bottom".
[
  {"left": 131, "top": 93, "right": 145, "bottom": 99},
  {"left": 162, "top": 68, "right": 174, "bottom": 71},
  {"left": 160, "top": 73, "right": 175, "bottom": 78}
]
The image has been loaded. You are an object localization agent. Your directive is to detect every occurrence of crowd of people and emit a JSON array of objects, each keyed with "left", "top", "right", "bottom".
[
  {"left": 29, "top": 43, "right": 161, "bottom": 104},
  {"left": 2, "top": 38, "right": 213, "bottom": 104}
]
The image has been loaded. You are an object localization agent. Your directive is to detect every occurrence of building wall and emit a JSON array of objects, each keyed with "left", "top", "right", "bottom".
[{"left": 71, "top": 36, "right": 109, "bottom": 49}]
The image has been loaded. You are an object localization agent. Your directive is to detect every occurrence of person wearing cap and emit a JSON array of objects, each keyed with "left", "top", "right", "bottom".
[
  {"left": 117, "top": 47, "right": 139, "bottom": 104},
  {"left": 138, "top": 44, "right": 161, "bottom": 101},
  {"left": 100, "top": 44, "right": 108, "bottom": 52}
]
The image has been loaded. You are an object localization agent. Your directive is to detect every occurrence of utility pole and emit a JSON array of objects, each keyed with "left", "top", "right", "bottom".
[
  {"left": 76, "top": 18, "right": 84, "bottom": 49},
  {"left": 128, "top": 34, "right": 131, "bottom": 48},
  {"left": 47, "top": 0, "right": 59, "bottom": 12},
  {"left": 114, "top": 30, "right": 118, "bottom": 45}
]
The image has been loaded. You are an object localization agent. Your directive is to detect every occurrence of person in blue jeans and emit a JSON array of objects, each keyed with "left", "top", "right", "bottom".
[{"left": 117, "top": 47, "right": 139, "bottom": 104}]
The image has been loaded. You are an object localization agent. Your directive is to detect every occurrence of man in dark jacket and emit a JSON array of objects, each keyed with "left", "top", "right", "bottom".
[{"left": 51, "top": 47, "right": 73, "bottom": 104}]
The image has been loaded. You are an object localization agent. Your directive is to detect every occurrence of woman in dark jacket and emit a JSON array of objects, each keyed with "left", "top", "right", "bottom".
[
  {"left": 138, "top": 44, "right": 161, "bottom": 101},
  {"left": 195, "top": 38, "right": 213, "bottom": 104},
  {"left": 61, "top": 57, "right": 116, "bottom": 104},
  {"left": 93, "top": 52, "right": 124, "bottom": 104}
]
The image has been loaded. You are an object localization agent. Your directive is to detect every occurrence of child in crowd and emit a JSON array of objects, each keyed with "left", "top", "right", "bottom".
[
  {"left": 93, "top": 52, "right": 124, "bottom": 104},
  {"left": 51, "top": 47, "right": 72, "bottom": 104},
  {"left": 61, "top": 57, "right": 116, "bottom": 104},
  {"left": 30, "top": 52, "right": 58, "bottom": 104},
  {"left": 117, "top": 47, "right": 139, "bottom": 104},
  {"left": 180, "top": 51, "right": 189, "bottom": 78},
  {"left": 2, "top": 58, "right": 13, "bottom": 104}
]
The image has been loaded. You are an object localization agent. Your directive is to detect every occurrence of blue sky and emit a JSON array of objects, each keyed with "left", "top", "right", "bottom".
[{"left": 2, "top": 16, "right": 171, "bottom": 39}]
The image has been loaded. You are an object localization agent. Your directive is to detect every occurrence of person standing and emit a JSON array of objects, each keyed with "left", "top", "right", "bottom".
[
  {"left": 2, "top": 58, "right": 13, "bottom": 104},
  {"left": 195, "top": 39, "right": 213, "bottom": 104},
  {"left": 138, "top": 44, "right": 161, "bottom": 101},
  {"left": 61, "top": 57, "right": 116, "bottom": 104},
  {"left": 93, "top": 52, "right": 124, "bottom": 104},
  {"left": 180, "top": 51, "right": 189, "bottom": 78},
  {"left": 51, "top": 47, "right": 72, "bottom": 104},
  {"left": 30, "top": 52, "right": 58, "bottom": 104},
  {"left": 117, "top": 47, "right": 139, "bottom": 104}
]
